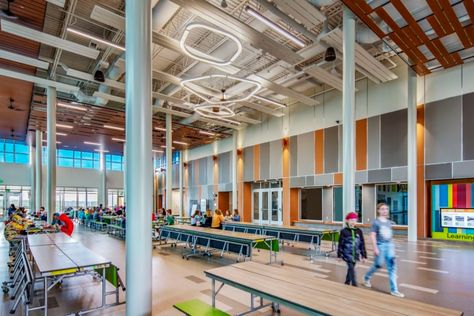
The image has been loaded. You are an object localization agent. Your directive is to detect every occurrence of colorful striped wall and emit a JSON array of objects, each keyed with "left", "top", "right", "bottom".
[{"left": 431, "top": 183, "right": 474, "bottom": 242}]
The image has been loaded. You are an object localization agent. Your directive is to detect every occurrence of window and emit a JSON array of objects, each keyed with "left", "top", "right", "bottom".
[
  {"left": 333, "top": 186, "right": 362, "bottom": 222},
  {"left": 43, "top": 148, "right": 100, "bottom": 169},
  {"left": 55, "top": 187, "right": 99, "bottom": 211},
  {"left": 376, "top": 184, "right": 408, "bottom": 225},
  {"left": 301, "top": 188, "right": 322, "bottom": 220},
  {"left": 0, "top": 185, "right": 32, "bottom": 216},
  {"left": 154, "top": 151, "right": 180, "bottom": 170},
  {"left": 108, "top": 189, "right": 124, "bottom": 208},
  {"left": 105, "top": 154, "right": 124, "bottom": 171},
  {"left": 0, "top": 139, "right": 30, "bottom": 164},
  {"left": 355, "top": 185, "right": 362, "bottom": 223}
]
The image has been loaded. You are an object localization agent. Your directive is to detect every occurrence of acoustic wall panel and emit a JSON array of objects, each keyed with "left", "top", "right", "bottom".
[
  {"left": 380, "top": 109, "right": 407, "bottom": 167},
  {"left": 207, "top": 157, "right": 214, "bottom": 185},
  {"left": 314, "top": 174, "right": 334, "bottom": 186},
  {"left": 425, "top": 96, "right": 462, "bottom": 164},
  {"left": 425, "top": 163, "right": 452, "bottom": 180},
  {"left": 355, "top": 171, "right": 368, "bottom": 184},
  {"left": 462, "top": 93, "right": 474, "bottom": 160},
  {"left": 297, "top": 132, "right": 315, "bottom": 176},
  {"left": 338, "top": 125, "right": 343, "bottom": 171},
  {"left": 188, "top": 161, "right": 194, "bottom": 186},
  {"left": 322, "top": 188, "right": 333, "bottom": 222},
  {"left": 290, "top": 176, "right": 305, "bottom": 188},
  {"left": 367, "top": 169, "right": 391, "bottom": 183},
  {"left": 391, "top": 166, "right": 407, "bottom": 182},
  {"left": 453, "top": 160, "right": 474, "bottom": 178},
  {"left": 290, "top": 136, "right": 298, "bottom": 177},
  {"left": 243, "top": 147, "right": 253, "bottom": 182},
  {"left": 324, "top": 126, "right": 339, "bottom": 173},
  {"left": 306, "top": 175, "right": 314, "bottom": 186},
  {"left": 367, "top": 116, "right": 380, "bottom": 169},
  {"left": 218, "top": 151, "right": 231, "bottom": 184},
  {"left": 269, "top": 140, "right": 282, "bottom": 179},
  {"left": 172, "top": 164, "right": 179, "bottom": 189},
  {"left": 260, "top": 142, "right": 270, "bottom": 180},
  {"left": 199, "top": 157, "right": 208, "bottom": 185},
  {"left": 362, "top": 184, "right": 376, "bottom": 223}
]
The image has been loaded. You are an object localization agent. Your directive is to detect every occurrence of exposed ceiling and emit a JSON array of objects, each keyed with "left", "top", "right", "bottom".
[
  {"left": 344, "top": 0, "right": 474, "bottom": 75},
  {"left": 0, "top": 0, "right": 404, "bottom": 154}
]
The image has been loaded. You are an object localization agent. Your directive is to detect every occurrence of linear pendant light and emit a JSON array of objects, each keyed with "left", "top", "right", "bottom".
[
  {"left": 244, "top": 6, "right": 306, "bottom": 48},
  {"left": 0, "top": 49, "right": 49, "bottom": 70},
  {"left": 67, "top": 27, "right": 125, "bottom": 51},
  {"left": 57, "top": 102, "right": 87, "bottom": 111},
  {"left": 103, "top": 124, "right": 124, "bottom": 131}
]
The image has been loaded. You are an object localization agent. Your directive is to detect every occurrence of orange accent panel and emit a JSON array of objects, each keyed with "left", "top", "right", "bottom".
[
  {"left": 417, "top": 106, "right": 427, "bottom": 238},
  {"left": 237, "top": 154, "right": 245, "bottom": 217},
  {"left": 290, "top": 188, "right": 300, "bottom": 224},
  {"left": 218, "top": 192, "right": 230, "bottom": 212},
  {"left": 355, "top": 119, "right": 367, "bottom": 171},
  {"left": 243, "top": 182, "right": 252, "bottom": 222},
  {"left": 314, "top": 129, "right": 324, "bottom": 174},
  {"left": 334, "top": 173, "right": 343, "bottom": 185},
  {"left": 253, "top": 145, "right": 260, "bottom": 181},
  {"left": 282, "top": 140, "right": 291, "bottom": 226}
]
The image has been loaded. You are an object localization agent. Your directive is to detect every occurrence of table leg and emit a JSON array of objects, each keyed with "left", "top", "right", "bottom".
[
  {"left": 102, "top": 267, "right": 106, "bottom": 307},
  {"left": 211, "top": 279, "right": 216, "bottom": 307},
  {"left": 44, "top": 276, "right": 48, "bottom": 316}
]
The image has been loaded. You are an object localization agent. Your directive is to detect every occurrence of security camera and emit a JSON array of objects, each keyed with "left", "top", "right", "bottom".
[{"left": 336, "top": 120, "right": 340, "bottom": 124}]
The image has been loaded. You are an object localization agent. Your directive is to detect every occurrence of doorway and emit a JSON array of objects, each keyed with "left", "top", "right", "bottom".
[{"left": 252, "top": 188, "right": 282, "bottom": 225}]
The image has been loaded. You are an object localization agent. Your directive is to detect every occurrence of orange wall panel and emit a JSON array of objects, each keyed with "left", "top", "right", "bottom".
[
  {"left": 243, "top": 182, "right": 252, "bottom": 222},
  {"left": 356, "top": 119, "right": 368, "bottom": 171},
  {"left": 334, "top": 173, "right": 343, "bottom": 185},
  {"left": 314, "top": 129, "right": 324, "bottom": 174},
  {"left": 417, "top": 106, "right": 427, "bottom": 238},
  {"left": 282, "top": 139, "right": 291, "bottom": 226},
  {"left": 290, "top": 188, "right": 300, "bottom": 224}
]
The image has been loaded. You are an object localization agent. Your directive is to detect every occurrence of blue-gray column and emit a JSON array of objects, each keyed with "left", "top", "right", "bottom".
[
  {"left": 46, "top": 86, "right": 57, "bottom": 220},
  {"left": 342, "top": 6, "right": 356, "bottom": 222},
  {"left": 407, "top": 68, "right": 417, "bottom": 241},
  {"left": 125, "top": 1, "right": 152, "bottom": 315},
  {"left": 100, "top": 152, "right": 107, "bottom": 207},
  {"left": 35, "top": 130, "right": 42, "bottom": 212},
  {"left": 30, "top": 142, "right": 35, "bottom": 212},
  {"left": 232, "top": 130, "right": 238, "bottom": 210},
  {"left": 166, "top": 113, "right": 172, "bottom": 211}
]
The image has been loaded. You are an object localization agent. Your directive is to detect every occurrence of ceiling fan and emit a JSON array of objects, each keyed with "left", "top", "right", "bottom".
[
  {"left": 6, "top": 98, "right": 25, "bottom": 112},
  {"left": 0, "top": 0, "right": 19, "bottom": 19}
]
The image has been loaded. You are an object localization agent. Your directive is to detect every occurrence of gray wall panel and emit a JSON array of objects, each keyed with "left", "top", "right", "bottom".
[
  {"left": 380, "top": 109, "right": 407, "bottom": 167},
  {"left": 197, "top": 158, "right": 207, "bottom": 185},
  {"left": 297, "top": 132, "right": 314, "bottom": 176},
  {"left": 260, "top": 142, "right": 270, "bottom": 180},
  {"left": 207, "top": 157, "right": 214, "bottom": 185},
  {"left": 425, "top": 96, "right": 462, "bottom": 164},
  {"left": 306, "top": 175, "right": 314, "bottom": 186},
  {"left": 172, "top": 164, "right": 179, "bottom": 189},
  {"left": 367, "top": 169, "right": 391, "bottom": 183},
  {"left": 362, "top": 184, "right": 376, "bottom": 224},
  {"left": 218, "top": 151, "right": 231, "bottom": 184},
  {"left": 324, "top": 126, "right": 339, "bottom": 173},
  {"left": 425, "top": 163, "right": 452, "bottom": 180},
  {"left": 290, "top": 176, "right": 305, "bottom": 188},
  {"left": 290, "top": 136, "right": 297, "bottom": 177},
  {"left": 453, "top": 160, "right": 474, "bottom": 178},
  {"left": 355, "top": 171, "right": 368, "bottom": 184},
  {"left": 188, "top": 161, "right": 195, "bottom": 186},
  {"left": 367, "top": 116, "right": 381, "bottom": 169},
  {"left": 391, "top": 166, "right": 407, "bottom": 182},
  {"left": 322, "top": 188, "right": 333, "bottom": 222},
  {"left": 314, "top": 174, "right": 334, "bottom": 186},
  {"left": 463, "top": 93, "right": 474, "bottom": 160},
  {"left": 269, "top": 140, "right": 282, "bottom": 179},
  {"left": 338, "top": 125, "right": 343, "bottom": 172},
  {"left": 243, "top": 147, "right": 253, "bottom": 182}
]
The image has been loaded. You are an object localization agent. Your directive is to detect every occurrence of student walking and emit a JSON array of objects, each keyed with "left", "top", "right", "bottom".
[
  {"left": 337, "top": 212, "right": 367, "bottom": 286},
  {"left": 363, "top": 203, "right": 404, "bottom": 298}
]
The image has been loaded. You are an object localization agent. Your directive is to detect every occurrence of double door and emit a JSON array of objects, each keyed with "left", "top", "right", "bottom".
[{"left": 252, "top": 188, "right": 282, "bottom": 225}]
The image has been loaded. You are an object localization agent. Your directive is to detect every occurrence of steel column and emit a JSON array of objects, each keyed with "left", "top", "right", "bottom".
[
  {"left": 46, "top": 86, "right": 57, "bottom": 220},
  {"left": 407, "top": 68, "right": 418, "bottom": 241}
]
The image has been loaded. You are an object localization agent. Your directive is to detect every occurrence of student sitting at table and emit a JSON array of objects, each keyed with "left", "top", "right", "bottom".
[
  {"left": 201, "top": 209, "right": 213, "bottom": 227},
  {"left": 52, "top": 212, "right": 75, "bottom": 237},
  {"left": 191, "top": 210, "right": 202, "bottom": 226},
  {"left": 232, "top": 209, "right": 241, "bottom": 222},
  {"left": 223, "top": 210, "right": 232, "bottom": 221},
  {"left": 211, "top": 209, "right": 225, "bottom": 229},
  {"left": 165, "top": 209, "right": 175, "bottom": 225}
]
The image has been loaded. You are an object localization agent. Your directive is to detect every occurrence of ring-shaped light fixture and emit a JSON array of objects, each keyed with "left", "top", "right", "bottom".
[
  {"left": 194, "top": 104, "right": 235, "bottom": 118},
  {"left": 180, "top": 23, "right": 243, "bottom": 66},
  {"left": 181, "top": 74, "right": 262, "bottom": 105}
]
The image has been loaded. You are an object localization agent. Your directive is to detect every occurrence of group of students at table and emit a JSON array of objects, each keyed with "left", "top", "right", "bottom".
[{"left": 189, "top": 209, "right": 240, "bottom": 229}]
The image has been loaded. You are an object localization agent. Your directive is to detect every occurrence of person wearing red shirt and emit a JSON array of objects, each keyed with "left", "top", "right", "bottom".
[{"left": 53, "top": 212, "right": 75, "bottom": 236}]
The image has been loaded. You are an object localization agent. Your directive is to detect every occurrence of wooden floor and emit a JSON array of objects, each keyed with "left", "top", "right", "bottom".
[{"left": 1, "top": 223, "right": 474, "bottom": 315}]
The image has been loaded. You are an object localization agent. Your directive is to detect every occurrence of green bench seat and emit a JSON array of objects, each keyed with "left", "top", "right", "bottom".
[{"left": 173, "top": 299, "right": 230, "bottom": 316}]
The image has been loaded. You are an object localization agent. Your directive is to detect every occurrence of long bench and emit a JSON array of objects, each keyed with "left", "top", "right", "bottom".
[
  {"left": 159, "top": 225, "right": 279, "bottom": 263},
  {"left": 222, "top": 221, "right": 338, "bottom": 258},
  {"left": 205, "top": 261, "right": 463, "bottom": 316}
]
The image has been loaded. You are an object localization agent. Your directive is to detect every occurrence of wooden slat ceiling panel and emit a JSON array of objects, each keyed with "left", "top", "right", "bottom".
[{"left": 343, "top": 0, "right": 474, "bottom": 75}]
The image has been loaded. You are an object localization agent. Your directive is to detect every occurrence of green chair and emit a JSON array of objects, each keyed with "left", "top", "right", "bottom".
[{"left": 173, "top": 299, "right": 230, "bottom": 316}]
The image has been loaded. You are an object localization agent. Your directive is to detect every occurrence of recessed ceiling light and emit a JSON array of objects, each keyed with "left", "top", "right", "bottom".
[
  {"left": 57, "top": 102, "right": 87, "bottom": 111},
  {"left": 57, "top": 123, "right": 73, "bottom": 129},
  {"left": 46, "top": 132, "right": 67, "bottom": 136},
  {"left": 160, "top": 145, "right": 175, "bottom": 149},
  {"left": 104, "top": 124, "right": 124, "bottom": 131},
  {"left": 67, "top": 27, "right": 125, "bottom": 51},
  {"left": 94, "top": 149, "right": 109, "bottom": 153},
  {"left": 199, "top": 130, "right": 216, "bottom": 136},
  {"left": 152, "top": 149, "right": 164, "bottom": 153},
  {"left": 42, "top": 140, "right": 61, "bottom": 144},
  {"left": 112, "top": 138, "right": 125, "bottom": 142},
  {"left": 154, "top": 127, "right": 167, "bottom": 132},
  {"left": 84, "top": 141, "right": 101, "bottom": 146},
  {"left": 173, "top": 140, "right": 188, "bottom": 146}
]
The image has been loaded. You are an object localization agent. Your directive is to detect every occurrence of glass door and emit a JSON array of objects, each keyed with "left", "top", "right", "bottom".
[{"left": 252, "top": 188, "right": 282, "bottom": 225}]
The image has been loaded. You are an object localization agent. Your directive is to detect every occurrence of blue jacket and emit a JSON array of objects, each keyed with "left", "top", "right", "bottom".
[{"left": 337, "top": 227, "right": 367, "bottom": 263}]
